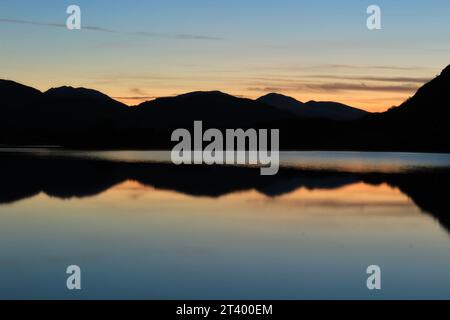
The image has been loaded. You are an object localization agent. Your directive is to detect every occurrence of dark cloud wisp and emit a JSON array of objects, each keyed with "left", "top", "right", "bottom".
[{"left": 0, "top": 17, "right": 222, "bottom": 40}]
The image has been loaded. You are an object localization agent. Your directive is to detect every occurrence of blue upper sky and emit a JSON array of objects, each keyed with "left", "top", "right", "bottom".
[{"left": 1, "top": 0, "right": 449, "bottom": 111}]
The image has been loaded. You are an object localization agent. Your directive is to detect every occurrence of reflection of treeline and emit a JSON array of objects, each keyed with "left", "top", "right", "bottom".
[{"left": 1, "top": 154, "right": 449, "bottom": 233}]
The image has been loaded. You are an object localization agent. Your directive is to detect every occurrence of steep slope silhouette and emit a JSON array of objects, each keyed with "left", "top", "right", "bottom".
[
  {"left": 257, "top": 93, "right": 368, "bottom": 121},
  {"left": 390, "top": 65, "right": 450, "bottom": 117},
  {"left": 364, "top": 65, "right": 450, "bottom": 151}
]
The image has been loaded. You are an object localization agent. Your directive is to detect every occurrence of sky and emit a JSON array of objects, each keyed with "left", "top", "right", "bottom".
[{"left": 1, "top": 0, "right": 449, "bottom": 112}]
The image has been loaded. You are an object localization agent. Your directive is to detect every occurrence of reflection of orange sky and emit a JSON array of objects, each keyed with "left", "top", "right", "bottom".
[
  {"left": 111, "top": 180, "right": 413, "bottom": 213},
  {"left": 79, "top": 180, "right": 438, "bottom": 239},
  {"left": 7, "top": 178, "right": 445, "bottom": 245},
  {"left": 274, "top": 182, "right": 411, "bottom": 209}
]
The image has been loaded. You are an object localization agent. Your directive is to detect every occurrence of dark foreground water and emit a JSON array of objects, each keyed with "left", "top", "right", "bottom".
[{"left": 1, "top": 149, "right": 450, "bottom": 299}]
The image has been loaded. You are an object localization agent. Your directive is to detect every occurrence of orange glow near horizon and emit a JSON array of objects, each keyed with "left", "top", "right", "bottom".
[
  {"left": 12, "top": 68, "right": 433, "bottom": 113},
  {"left": 111, "top": 89, "right": 416, "bottom": 112}
]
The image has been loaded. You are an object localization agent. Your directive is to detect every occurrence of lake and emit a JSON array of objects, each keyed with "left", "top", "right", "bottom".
[{"left": 1, "top": 149, "right": 450, "bottom": 299}]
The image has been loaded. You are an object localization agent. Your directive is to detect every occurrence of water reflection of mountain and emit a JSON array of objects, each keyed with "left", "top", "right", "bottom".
[{"left": 1, "top": 154, "right": 449, "bottom": 232}]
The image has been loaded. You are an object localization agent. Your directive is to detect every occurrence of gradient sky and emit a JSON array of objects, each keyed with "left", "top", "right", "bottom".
[{"left": 1, "top": 0, "right": 449, "bottom": 111}]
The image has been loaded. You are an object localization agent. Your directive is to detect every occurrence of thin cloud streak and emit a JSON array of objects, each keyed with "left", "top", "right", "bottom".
[
  {"left": 319, "top": 64, "right": 429, "bottom": 71},
  {"left": 0, "top": 17, "right": 222, "bottom": 40},
  {"left": 128, "top": 31, "right": 223, "bottom": 41},
  {"left": 310, "top": 83, "right": 419, "bottom": 93},
  {"left": 0, "top": 18, "right": 116, "bottom": 33},
  {"left": 248, "top": 82, "right": 420, "bottom": 93},
  {"left": 305, "top": 75, "right": 432, "bottom": 84},
  {"left": 251, "top": 64, "right": 433, "bottom": 72}
]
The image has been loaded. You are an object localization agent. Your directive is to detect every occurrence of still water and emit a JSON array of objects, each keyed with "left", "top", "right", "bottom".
[{"left": 0, "top": 149, "right": 450, "bottom": 299}]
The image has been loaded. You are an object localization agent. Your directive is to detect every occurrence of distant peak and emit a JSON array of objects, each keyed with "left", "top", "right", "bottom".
[
  {"left": 43, "top": 86, "right": 126, "bottom": 107},
  {"left": 260, "top": 93, "right": 286, "bottom": 98},
  {"left": 0, "top": 79, "right": 39, "bottom": 90},
  {"left": 45, "top": 86, "right": 109, "bottom": 99},
  {"left": 178, "top": 90, "right": 229, "bottom": 98},
  {"left": 46, "top": 86, "right": 90, "bottom": 93},
  {"left": 257, "top": 93, "right": 303, "bottom": 104},
  {"left": 0, "top": 79, "right": 42, "bottom": 96},
  {"left": 0, "top": 79, "right": 24, "bottom": 86},
  {"left": 137, "top": 90, "right": 238, "bottom": 107},
  {"left": 259, "top": 92, "right": 296, "bottom": 99}
]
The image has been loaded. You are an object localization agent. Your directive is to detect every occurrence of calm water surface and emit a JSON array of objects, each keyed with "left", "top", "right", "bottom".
[{"left": 0, "top": 149, "right": 450, "bottom": 299}]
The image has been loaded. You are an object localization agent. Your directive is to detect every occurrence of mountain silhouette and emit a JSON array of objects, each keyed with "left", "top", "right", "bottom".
[
  {"left": 362, "top": 65, "right": 450, "bottom": 151},
  {"left": 41, "top": 86, "right": 130, "bottom": 131},
  {"left": 257, "top": 93, "right": 368, "bottom": 121},
  {"left": 0, "top": 84, "right": 132, "bottom": 146},
  {"left": 390, "top": 65, "right": 450, "bottom": 117},
  {"left": 1, "top": 79, "right": 41, "bottom": 120},
  {"left": 0, "top": 79, "right": 41, "bottom": 102},
  {"left": 134, "top": 90, "right": 292, "bottom": 128},
  {"left": 44, "top": 86, "right": 127, "bottom": 108},
  {"left": 1, "top": 80, "right": 45, "bottom": 144},
  {"left": 1, "top": 64, "right": 450, "bottom": 151}
]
